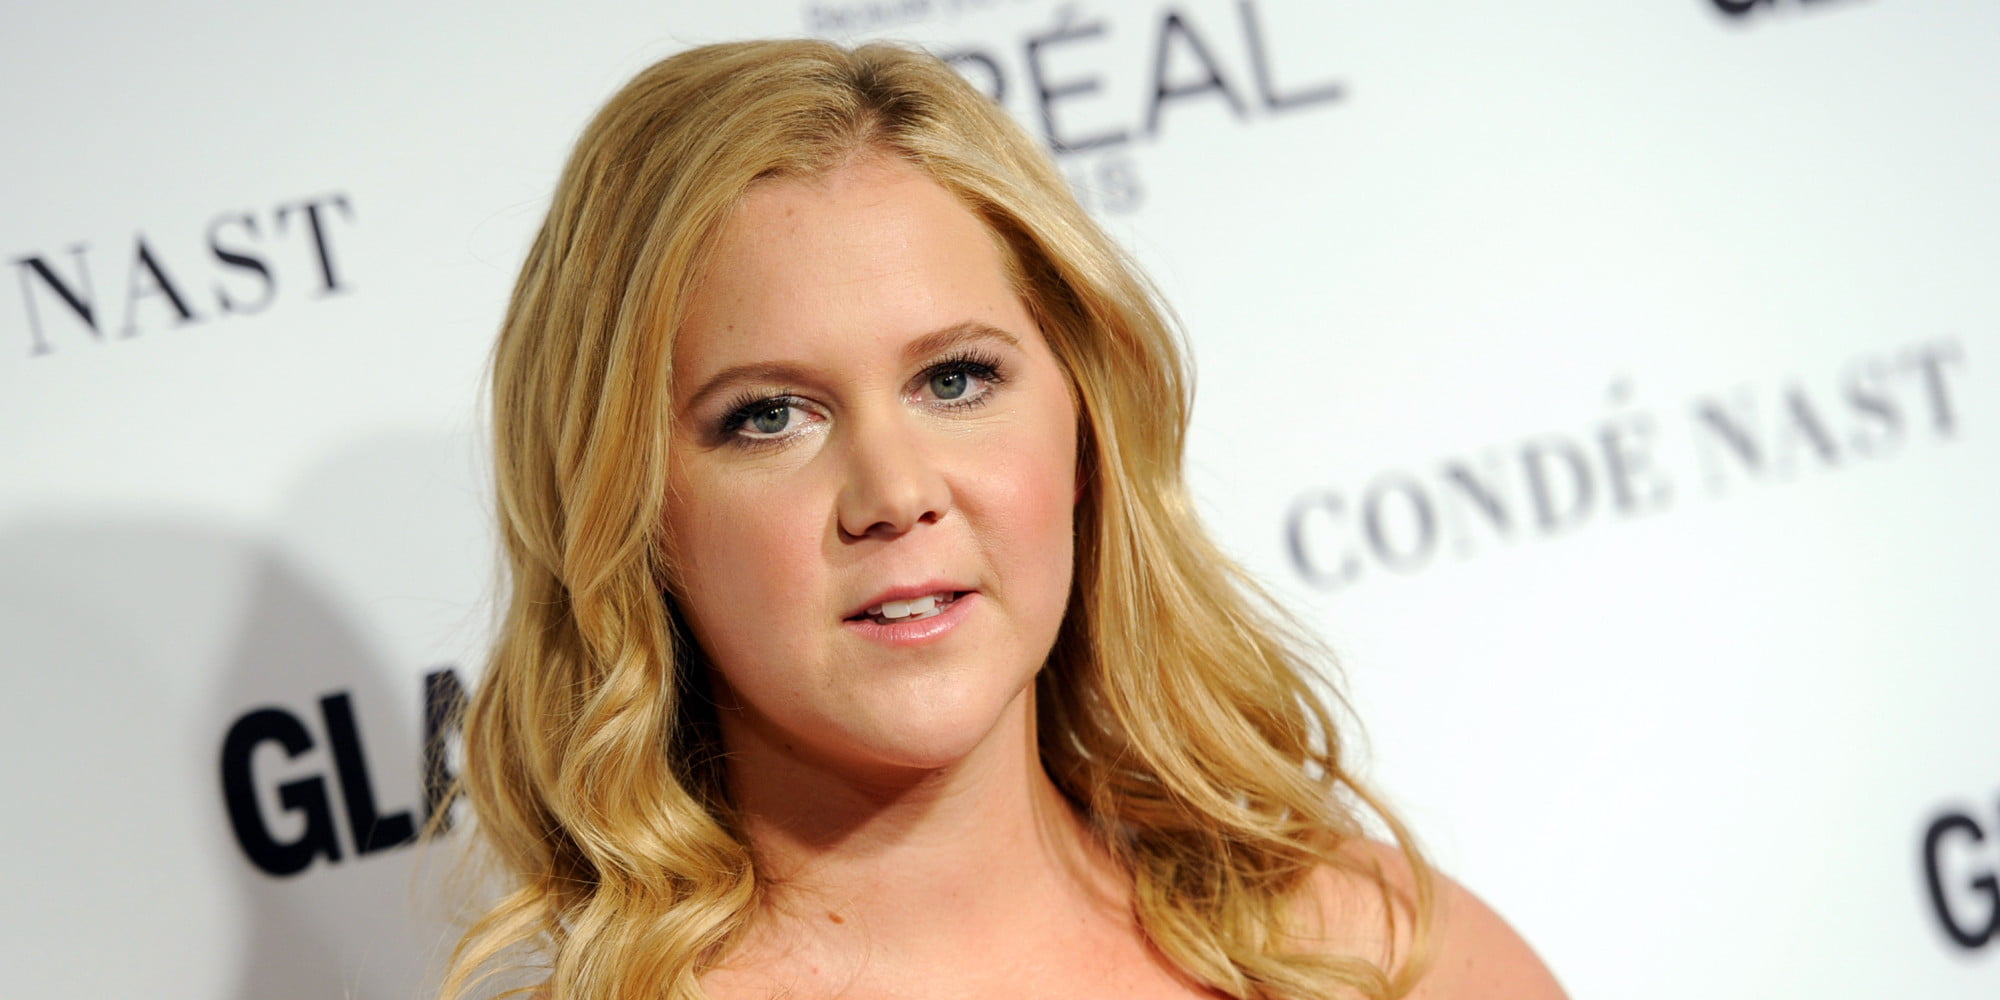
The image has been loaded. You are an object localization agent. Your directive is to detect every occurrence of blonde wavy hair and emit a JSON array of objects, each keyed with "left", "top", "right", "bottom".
[{"left": 445, "top": 38, "right": 1434, "bottom": 1000}]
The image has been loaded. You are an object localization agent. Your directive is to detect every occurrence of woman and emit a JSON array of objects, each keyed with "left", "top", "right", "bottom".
[{"left": 445, "top": 39, "right": 1564, "bottom": 1000}]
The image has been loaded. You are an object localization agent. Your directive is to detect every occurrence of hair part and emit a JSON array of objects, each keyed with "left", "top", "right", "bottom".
[{"left": 445, "top": 38, "right": 1433, "bottom": 1000}]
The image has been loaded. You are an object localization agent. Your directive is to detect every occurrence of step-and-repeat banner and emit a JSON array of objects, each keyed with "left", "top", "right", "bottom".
[{"left": 4, "top": 2, "right": 1994, "bottom": 997}]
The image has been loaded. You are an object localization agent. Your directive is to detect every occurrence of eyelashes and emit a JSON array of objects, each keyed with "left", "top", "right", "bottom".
[
  {"left": 717, "top": 392, "right": 813, "bottom": 442},
  {"left": 713, "top": 350, "right": 1008, "bottom": 447},
  {"left": 919, "top": 349, "right": 1005, "bottom": 406}
]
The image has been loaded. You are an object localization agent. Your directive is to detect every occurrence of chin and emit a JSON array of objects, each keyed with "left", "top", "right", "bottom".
[
  {"left": 879, "top": 722, "right": 1004, "bottom": 770},
  {"left": 839, "top": 680, "right": 1035, "bottom": 775}
]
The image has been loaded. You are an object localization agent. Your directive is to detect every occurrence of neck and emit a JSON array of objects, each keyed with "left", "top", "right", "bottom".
[{"left": 716, "top": 686, "right": 1125, "bottom": 966}]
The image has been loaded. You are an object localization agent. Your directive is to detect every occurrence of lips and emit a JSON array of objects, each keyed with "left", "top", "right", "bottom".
[
  {"left": 842, "top": 588, "right": 977, "bottom": 647},
  {"left": 845, "top": 584, "right": 972, "bottom": 625},
  {"left": 856, "top": 591, "right": 959, "bottom": 625}
]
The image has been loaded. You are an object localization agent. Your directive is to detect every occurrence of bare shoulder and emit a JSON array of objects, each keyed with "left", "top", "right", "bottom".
[{"left": 1302, "top": 838, "right": 1570, "bottom": 1000}]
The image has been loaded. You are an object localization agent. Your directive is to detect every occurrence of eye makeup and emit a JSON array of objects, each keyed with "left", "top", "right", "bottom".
[
  {"left": 910, "top": 349, "right": 1006, "bottom": 409},
  {"left": 710, "top": 347, "right": 1012, "bottom": 448},
  {"left": 715, "top": 390, "right": 817, "bottom": 446}
]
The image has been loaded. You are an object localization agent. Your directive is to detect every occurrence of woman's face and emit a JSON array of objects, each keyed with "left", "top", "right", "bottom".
[{"left": 663, "top": 155, "right": 1079, "bottom": 780}]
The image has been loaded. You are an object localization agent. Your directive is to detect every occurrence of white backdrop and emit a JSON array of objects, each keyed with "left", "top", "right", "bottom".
[{"left": 3, "top": 2, "right": 1995, "bottom": 997}]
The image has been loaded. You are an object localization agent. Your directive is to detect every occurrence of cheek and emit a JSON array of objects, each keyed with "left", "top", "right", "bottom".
[
  {"left": 983, "top": 445, "right": 1075, "bottom": 538},
  {"left": 668, "top": 468, "right": 826, "bottom": 654},
  {"left": 970, "top": 410, "right": 1080, "bottom": 596}
]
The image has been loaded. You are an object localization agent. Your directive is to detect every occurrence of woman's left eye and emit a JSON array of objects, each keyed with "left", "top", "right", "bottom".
[
  {"left": 931, "top": 369, "right": 971, "bottom": 399},
  {"left": 919, "top": 359, "right": 1000, "bottom": 406}
]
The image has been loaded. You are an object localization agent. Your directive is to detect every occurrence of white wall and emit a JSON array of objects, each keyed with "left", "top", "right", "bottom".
[{"left": 3, "top": 2, "right": 1994, "bottom": 997}]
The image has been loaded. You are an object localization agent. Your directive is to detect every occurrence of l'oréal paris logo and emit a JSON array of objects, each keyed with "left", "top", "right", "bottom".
[{"left": 810, "top": 1, "right": 1343, "bottom": 215}]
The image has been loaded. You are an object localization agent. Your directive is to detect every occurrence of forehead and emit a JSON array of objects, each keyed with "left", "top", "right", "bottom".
[{"left": 673, "top": 156, "right": 1026, "bottom": 378}]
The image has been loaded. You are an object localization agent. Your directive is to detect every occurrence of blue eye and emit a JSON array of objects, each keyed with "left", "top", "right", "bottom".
[
  {"left": 748, "top": 404, "right": 790, "bottom": 435},
  {"left": 919, "top": 355, "right": 1002, "bottom": 406},
  {"left": 720, "top": 394, "right": 814, "bottom": 443},
  {"left": 930, "top": 369, "right": 969, "bottom": 400}
]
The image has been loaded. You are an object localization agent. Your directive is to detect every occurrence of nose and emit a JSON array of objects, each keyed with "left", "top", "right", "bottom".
[{"left": 835, "top": 411, "right": 950, "bottom": 541}]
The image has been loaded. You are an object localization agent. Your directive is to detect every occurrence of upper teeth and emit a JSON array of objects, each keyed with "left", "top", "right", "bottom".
[{"left": 869, "top": 593, "right": 947, "bottom": 620}]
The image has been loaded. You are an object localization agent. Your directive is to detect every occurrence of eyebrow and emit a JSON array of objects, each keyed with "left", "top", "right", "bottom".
[{"left": 682, "top": 320, "right": 1023, "bottom": 413}]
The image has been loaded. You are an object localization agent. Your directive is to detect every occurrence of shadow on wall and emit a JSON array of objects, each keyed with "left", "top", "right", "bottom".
[
  {"left": 0, "top": 428, "right": 490, "bottom": 1000},
  {"left": 215, "top": 545, "right": 450, "bottom": 1000}
]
